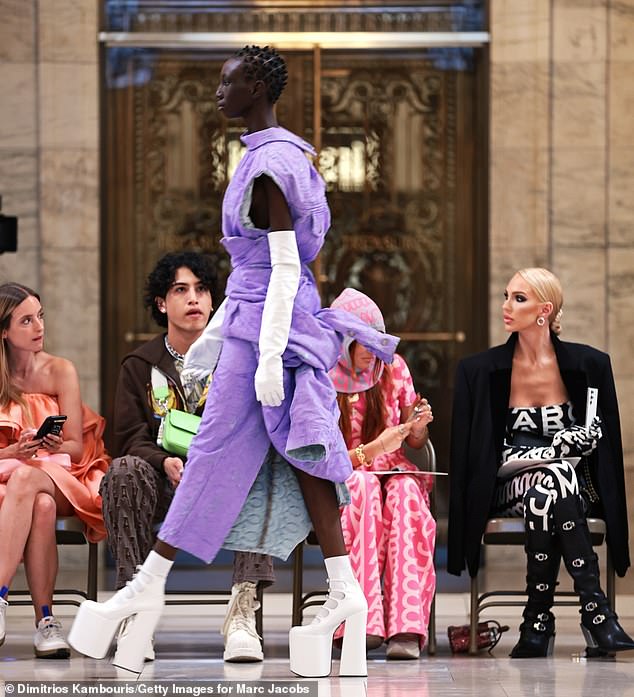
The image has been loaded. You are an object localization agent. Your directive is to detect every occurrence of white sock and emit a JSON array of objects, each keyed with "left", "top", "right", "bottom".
[
  {"left": 324, "top": 555, "right": 356, "bottom": 583},
  {"left": 142, "top": 551, "right": 174, "bottom": 578}
]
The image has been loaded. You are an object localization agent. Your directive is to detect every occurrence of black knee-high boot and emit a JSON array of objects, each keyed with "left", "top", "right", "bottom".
[
  {"left": 510, "top": 529, "right": 560, "bottom": 658},
  {"left": 553, "top": 495, "right": 634, "bottom": 654}
]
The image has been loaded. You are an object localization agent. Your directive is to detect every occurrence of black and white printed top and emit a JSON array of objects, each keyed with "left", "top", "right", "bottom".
[
  {"left": 501, "top": 402, "right": 577, "bottom": 465},
  {"left": 507, "top": 401, "right": 576, "bottom": 439}
]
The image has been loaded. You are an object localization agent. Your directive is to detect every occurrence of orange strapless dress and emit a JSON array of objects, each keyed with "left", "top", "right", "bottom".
[{"left": 0, "top": 394, "right": 110, "bottom": 542}]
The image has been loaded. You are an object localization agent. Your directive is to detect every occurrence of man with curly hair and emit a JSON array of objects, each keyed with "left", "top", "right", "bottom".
[{"left": 100, "top": 251, "right": 272, "bottom": 663}]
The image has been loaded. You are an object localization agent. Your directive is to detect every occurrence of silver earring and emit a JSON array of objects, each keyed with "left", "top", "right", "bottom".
[{"left": 537, "top": 316, "right": 546, "bottom": 327}]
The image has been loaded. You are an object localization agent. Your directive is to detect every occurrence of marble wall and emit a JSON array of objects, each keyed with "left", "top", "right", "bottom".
[
  {"left": 490, "top": 0, "right": 634, "bottom": 589},
  {"left": 0, "top": 0, "right": 100, "bottom": 409}
]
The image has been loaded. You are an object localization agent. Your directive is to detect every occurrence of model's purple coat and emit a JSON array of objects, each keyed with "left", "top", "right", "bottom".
[{"left": 160, "top": 127, "right": 398, "bottom": 562}]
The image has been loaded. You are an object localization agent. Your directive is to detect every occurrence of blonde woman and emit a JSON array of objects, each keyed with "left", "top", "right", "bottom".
[{"left": 448, "top": 268, "right": 633, "bottom": 657}]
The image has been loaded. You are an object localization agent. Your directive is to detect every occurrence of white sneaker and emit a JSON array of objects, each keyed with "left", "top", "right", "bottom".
[
  {"left": 0, "top": 596, "right": 8, "bottom": 646},
  {"left": 222, "top": 582, "right": 263, "bottom": 662},
  {"left": 34, "top": 616, "right": 70, "bottom": 658}
]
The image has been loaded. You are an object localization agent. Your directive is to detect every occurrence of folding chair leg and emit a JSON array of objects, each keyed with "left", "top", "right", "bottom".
[
  {"left": 607, "top": 546, "right": 616, "bottom": 612},
  {"left": 291, "top": 544, "right": 304, "bottom": 627},
  {"left": 427, "top": 595, "right": 436, "bottom": 655},
  {"left": 87, "top": 542, "right": 98, "bottom": 601},
  {"left": 469, "top": 575, "right": 479, "bottom": 655}
]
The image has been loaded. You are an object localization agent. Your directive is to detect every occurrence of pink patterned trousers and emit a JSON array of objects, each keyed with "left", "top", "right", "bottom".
[{"left": 338, "top": 470, "right": 436, "bottom": 644}]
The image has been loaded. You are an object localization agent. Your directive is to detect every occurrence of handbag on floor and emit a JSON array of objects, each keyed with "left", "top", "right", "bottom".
[{"left": 447, "top": 620, "right": 509, "bottom": 654}]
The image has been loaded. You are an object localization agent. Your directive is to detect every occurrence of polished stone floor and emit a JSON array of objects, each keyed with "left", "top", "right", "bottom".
[{"left": 3, "top": 590, "right": 634, "bottom": 697}]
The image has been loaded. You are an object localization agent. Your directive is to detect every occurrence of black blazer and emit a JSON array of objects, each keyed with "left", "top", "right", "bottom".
[{"left": 447, "top": 332, "right": 630, "bottom": 578}]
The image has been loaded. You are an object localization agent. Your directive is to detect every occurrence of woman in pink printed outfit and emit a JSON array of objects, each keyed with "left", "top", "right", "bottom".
[{"left": 329, "top": 289, "right": 436, "bottom": 660}]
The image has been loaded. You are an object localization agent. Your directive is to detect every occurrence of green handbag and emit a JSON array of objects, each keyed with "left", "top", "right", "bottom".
[{"left": 161, "top": 409, "right": 201, "bottom": 457}]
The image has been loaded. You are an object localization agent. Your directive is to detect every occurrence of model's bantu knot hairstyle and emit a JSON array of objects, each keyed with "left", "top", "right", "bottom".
[{"left": 235, "top": 45, "right": 288, "bottom": 104}]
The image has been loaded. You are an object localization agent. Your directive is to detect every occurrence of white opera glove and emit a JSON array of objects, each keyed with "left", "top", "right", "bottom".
[
  {"left": 182, "top": 299, "right": 227, "bottom": 382},
  {"left": 254, "top": 229, "right": 300, "bottom": 407}
]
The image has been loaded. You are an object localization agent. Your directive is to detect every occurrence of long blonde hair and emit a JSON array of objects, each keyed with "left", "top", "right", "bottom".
[
  {"left": 516, "top": 267, "right": 564, "bottom": 335},
  {"left": 0, "top": 282, "right": 40, "bottom": 409}
]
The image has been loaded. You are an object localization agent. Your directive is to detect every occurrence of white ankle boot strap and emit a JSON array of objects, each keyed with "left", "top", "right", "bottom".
[{"left": 328, "top": 578, "right": 354, "bottom": 593}]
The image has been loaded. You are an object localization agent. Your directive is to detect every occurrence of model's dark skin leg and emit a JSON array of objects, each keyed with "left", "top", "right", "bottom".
[
  {"left": 154, "top": 540, "right": 178, "bottom": 560},
  {"left": 295, "top": 469, "right": 346, "bottom": 558}
]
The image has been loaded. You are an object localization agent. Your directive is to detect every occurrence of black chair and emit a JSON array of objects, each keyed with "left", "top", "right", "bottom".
[
  {"left": 11, "top": 515, "right": 98, "bottom": 607},
  {"left": 469, "top": 517, "right": 614, "bottom": 654},
  {"left": 291, "top": 439, "right": 438, "bottom": 655}
]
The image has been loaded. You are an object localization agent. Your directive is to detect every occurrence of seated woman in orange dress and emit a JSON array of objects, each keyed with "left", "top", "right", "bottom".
[{"left": 0, "top": 282, "right": 109, "bottom": 658}]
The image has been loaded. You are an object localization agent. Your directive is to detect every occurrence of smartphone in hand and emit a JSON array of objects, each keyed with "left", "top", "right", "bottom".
[
  {"left": 35, "top": 415, "right": 67, "bottom": 440},
  {"left": 585, "top": 388, "right": 598, "bottom": 428}
]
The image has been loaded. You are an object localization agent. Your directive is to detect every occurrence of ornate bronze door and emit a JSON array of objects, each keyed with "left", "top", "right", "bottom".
[
  {"left": 103, "top": 45, "right": 487, "bottom": 513},
  {"left": 316, "top": 49, "right": 487, "bottom": 512}
]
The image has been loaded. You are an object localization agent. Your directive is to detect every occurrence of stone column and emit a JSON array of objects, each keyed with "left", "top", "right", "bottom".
[
  {"left": 489, "top": 1, "right": 551, "bottom": 347},
  {"left": 608, "top": 0, "right": 634, "bottom": 587},
  {"left": 38, "top": 0, "right": 100, "bottom": 409},
  {"left": 0, "top": 0, "right": 39, "bottom": 288}
]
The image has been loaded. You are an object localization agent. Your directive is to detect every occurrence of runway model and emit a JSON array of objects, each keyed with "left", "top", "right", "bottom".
[{"left": 69, "top": 46, "right": 398, "bottom": 678}]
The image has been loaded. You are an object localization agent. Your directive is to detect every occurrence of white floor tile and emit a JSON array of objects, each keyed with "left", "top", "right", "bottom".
[{"left": 3, "top": 593, "right": 634, "bottom": 696}]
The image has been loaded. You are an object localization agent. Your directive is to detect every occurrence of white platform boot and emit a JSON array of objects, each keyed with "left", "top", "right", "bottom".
[
  {"left": 289, "top": 555, "right": 367, "bottom": 678},
  {"left": 69, "top": 551, "right": 171, "bottom": 673}
]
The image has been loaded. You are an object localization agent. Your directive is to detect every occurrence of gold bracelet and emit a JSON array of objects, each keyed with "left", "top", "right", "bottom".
[{"left": 355, "top": 444, "right": 367, "bottom": 466}]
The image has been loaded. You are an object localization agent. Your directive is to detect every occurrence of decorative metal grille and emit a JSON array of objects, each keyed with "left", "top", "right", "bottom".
[
  {"left": 318, "top": 52, "right": 459, "bottom": 389},
  {"left": 103, "top": 1, "right": 485, "bottom": 33}
]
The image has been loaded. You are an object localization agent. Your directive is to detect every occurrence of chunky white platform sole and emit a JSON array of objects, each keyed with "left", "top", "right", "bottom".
[
  {"left": 68, "top": 570, "right": 165, "bottom": 673},
  {"left": 113, "top": 617, "right": 158, "bottom": 669},
  {"left": 69, "top": 601, "right": 161, "bottom": 673},
  {"left": 114, "top": 616, "right": 156, "bottom": 665},
  {"left": 289, "top": 578, "right": 368, "bottom": 678}
]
